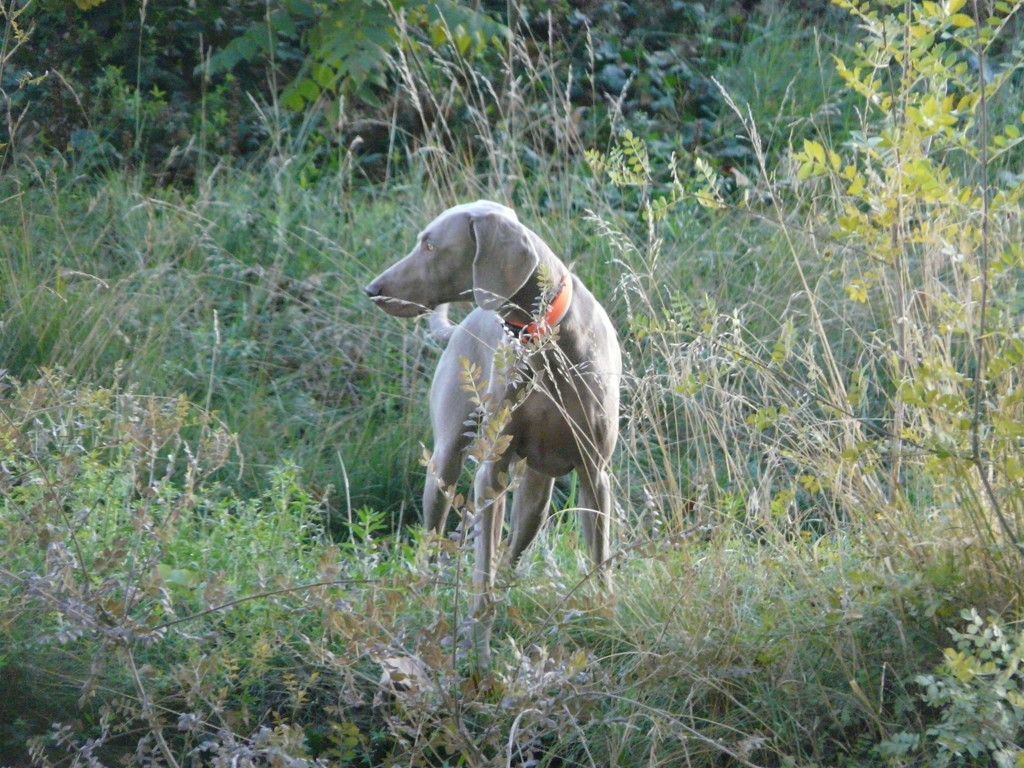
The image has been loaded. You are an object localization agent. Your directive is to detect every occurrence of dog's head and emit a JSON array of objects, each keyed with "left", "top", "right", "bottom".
[{"left": 365, "top": 200, "right": 539, "bottom": 317}]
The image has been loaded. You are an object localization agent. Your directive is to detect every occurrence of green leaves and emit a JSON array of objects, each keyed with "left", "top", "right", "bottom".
[
  {"left": 589, "top": 129, "right": 652, "bottom": 187},
  {"left": 806, "top": 0, "right": 1024, "bottom": 583},
  {"left": 794, "top": 139, "right": 841, "bottom": 181},
  {"left": 588, "top": 129, "right": 725, "bottom": 220},
  {"left": 204, "top": 0, "right": 510, "bottom": 111},
  {"left": 917, "top": 611, "right": 1024, "bottom": 765},
  {"left": 905, "top": 94, "right": 959, "bottom": 134}
]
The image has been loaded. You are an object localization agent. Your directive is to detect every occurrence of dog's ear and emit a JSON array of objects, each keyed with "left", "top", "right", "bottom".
[{"left": 470, "top": 211, "right": 538, "bottom": 312}]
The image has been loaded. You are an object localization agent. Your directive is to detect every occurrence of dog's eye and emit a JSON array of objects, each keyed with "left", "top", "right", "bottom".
[{"left": 423, "top": 239, "right": 435, "bottom": 252}]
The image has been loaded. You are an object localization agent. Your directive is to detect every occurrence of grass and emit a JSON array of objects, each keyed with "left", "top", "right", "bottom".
[
  {"left": 4, "top": 2, "right": 1024, "bottom": 766},
  {"left": 0, "top": 160, "right": 435, "bottom": 517}
]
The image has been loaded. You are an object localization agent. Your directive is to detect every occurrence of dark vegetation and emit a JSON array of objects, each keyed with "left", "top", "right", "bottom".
[{"left": 2, "top": 0, "right": 1024, "bottom": 766}]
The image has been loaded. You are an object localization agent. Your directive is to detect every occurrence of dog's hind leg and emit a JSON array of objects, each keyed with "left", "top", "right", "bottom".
[
  {"left": 578, "top": 467, "right": 614, "bottom": 590},
  {"left": 507, "top": 467, "right": 555, "bottom": 567}
]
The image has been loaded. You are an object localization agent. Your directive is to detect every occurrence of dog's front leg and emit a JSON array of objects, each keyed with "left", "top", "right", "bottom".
[{"left": 470, "top": 460, "right": 509, "bottom": 668}]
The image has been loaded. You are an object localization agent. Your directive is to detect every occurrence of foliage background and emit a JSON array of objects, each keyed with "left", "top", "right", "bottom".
[{"left": 2, "top": 0, "right": 1024, "bottom": 766}]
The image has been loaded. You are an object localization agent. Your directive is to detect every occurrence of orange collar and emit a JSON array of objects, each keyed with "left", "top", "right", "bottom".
[{"left": 505, "top": 273, "right": 573, "bottom": 342}]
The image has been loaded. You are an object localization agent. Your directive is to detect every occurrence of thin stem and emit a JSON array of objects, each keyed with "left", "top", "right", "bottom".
[
  {"left": 969, "top": 0, "right": 1019, "bottom": 550},
  {"left": 125, "top": 644, "right": 181, "bottom": 768}
]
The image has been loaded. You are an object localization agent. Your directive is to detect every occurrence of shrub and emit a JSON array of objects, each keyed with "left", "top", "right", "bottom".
[
  {"left": 0, "top": 370, "right": 390, "bottom": 765},
  {"left": 878, "top": 609, "right": 1024, "bottom": 767},
  {"left": 589, "top": 0, "right": 1024, "bottom": 597}
]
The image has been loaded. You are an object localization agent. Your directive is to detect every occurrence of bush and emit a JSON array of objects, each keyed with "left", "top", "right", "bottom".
[
  {"left": 879, "top": 609, "right": 1024, "bottom": 767},
  {"left": 0, "top": 370, "right": 392, "bottom": 765},
  {"left": 589, "top": 0, "right": 1024, "bottom": 595}
]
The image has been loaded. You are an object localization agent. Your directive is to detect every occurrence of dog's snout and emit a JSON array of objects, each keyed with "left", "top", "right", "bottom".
[{"left": 365, "top": 272, "right": 423, "bottom": 317}]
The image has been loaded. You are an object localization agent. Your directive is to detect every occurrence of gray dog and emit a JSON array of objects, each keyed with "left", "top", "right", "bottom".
[{"left": 366, "top": 200, "right": 621, "bottom": 664}]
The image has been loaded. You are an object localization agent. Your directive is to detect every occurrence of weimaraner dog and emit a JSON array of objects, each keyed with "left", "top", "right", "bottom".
[{"left": 365, "top": 200, "right": 621, "bottom": 663}]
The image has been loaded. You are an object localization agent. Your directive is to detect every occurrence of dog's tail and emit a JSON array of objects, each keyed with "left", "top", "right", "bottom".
[{"left": 428, "top": 304, "right": 457, "bottom": 344}]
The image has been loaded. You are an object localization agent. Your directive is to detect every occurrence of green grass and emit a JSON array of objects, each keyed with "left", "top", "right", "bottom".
[
  {"left": 4, "top": 2, "right": 1024, "bottom": 766},
  {"left": 0, "top": 160, "right": 435, "bottom": 518},
  {"left": 0, "top": 374, "right": 959, "bottom": 766}
]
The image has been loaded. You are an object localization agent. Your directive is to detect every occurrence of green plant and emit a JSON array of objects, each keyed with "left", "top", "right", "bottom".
[
  {"left": 579, "top": 1, "right": 1024, "bottom": 759},
  {"left": 0, "top": 370, "right": 392, "bottom": 766},
  {"left": 0, "top": 0, "right": 35, "bottom": 162},
  {"left": 591, "top": 0, "right": 1024, "bottom": 576},
  {"left": 8, "top": 1, "right": 1024, "bottom": 765},
  {"left": 789, "top": 0, "right": 1024, "bottom": 578},
  {"left": 878, "top": 609, "right": 1024, "bottom": 767},
  {"left": 204, "top": 0, "right": 508, "bottom": 110}
]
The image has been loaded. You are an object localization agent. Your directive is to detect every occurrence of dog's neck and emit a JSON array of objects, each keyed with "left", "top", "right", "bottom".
[{"left": 502, "top": 265, "right": 573, "bottom": 342}]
